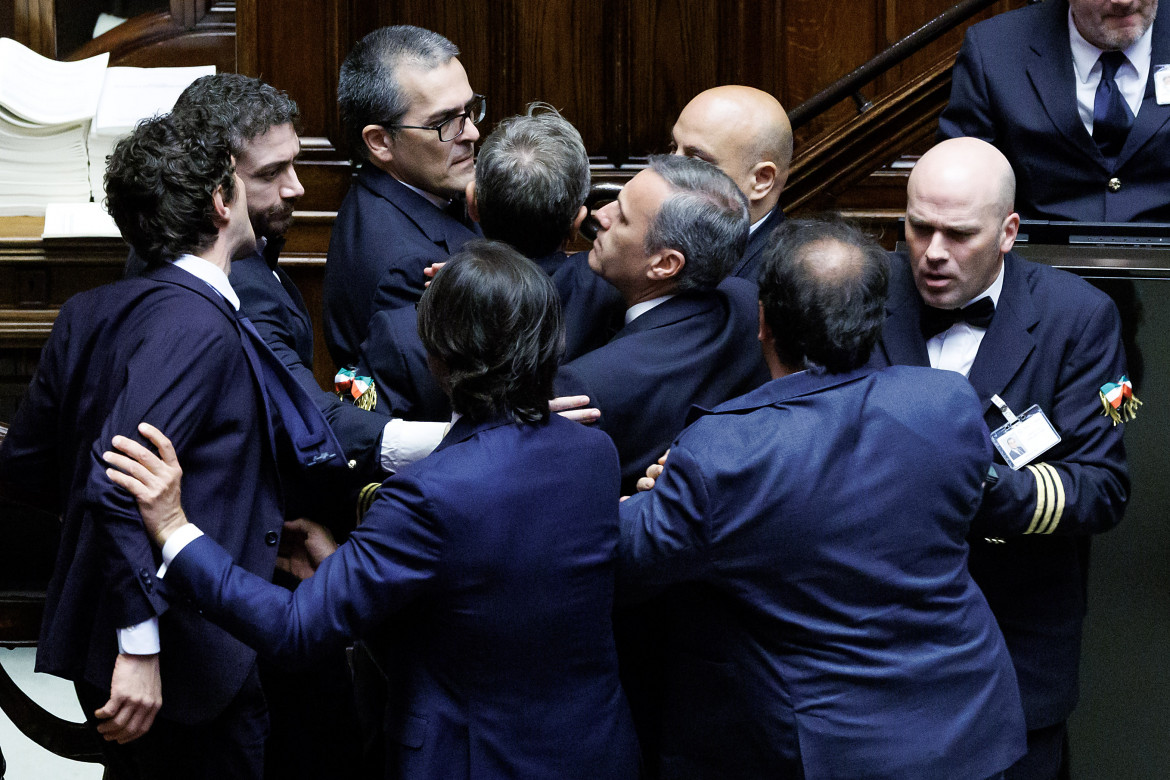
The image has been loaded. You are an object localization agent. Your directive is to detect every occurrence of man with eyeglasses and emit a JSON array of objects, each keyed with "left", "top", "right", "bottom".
[{"left": 324, "top": 25, "right": 485, "bottom": 369}]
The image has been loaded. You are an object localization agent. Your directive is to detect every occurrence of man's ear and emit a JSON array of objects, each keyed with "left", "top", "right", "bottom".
[
  {"left": 362, "top": 124, "right": 395, "bottom": 165},
  {"left": 758, "top": 301, "right": 772, "bottom": 345},
  {"left": 466, "top": 180, "right": 480, "bottom": 223},
  {"left": 999, "top": 211, "right": 1021, "bottom": 255},
  {"left": 647, "top": 249, "right": 685, "bottom": 281},
  {"left": 571, "top": 205, "right": 588, "bottom": 234},
  {"left": 211, "top": 184, "right": 230, "bottom": 227},
  {"left": 747, "top": 161, "right": 778, "bottom": 203}
]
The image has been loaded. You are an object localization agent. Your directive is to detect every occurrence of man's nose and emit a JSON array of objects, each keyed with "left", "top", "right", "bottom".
[{"left": 282, "top": 167, "right": 305, "bottom": 199}]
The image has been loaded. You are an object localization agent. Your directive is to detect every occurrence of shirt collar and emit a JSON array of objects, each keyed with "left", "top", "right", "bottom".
[
  {"left": 748, "top": 212, "right": 768, "bottom": 236},
  {"left": 396, "top": 178, "right": 451, "bottom": 210},
  {"left": 964, "top": 257, "right": 1006, "bottom": 309},
  {"left": 1069, "top": 8, "right": 1153, "bottom": 83},
  {"left": 171, "top": 253, "right": 240, "bottom": 310},
  {"left": 625, "top": 294, "right": 674, "bottom": 325}
]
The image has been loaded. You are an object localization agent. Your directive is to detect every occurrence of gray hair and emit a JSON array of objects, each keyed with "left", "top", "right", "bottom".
[
  {"left": 338, "top": 25, "right": 459, "bottom": 161},
  {"left": 475, "top": 103, "right": 590, "bottom": 258},
  {"left": 644, "top": 154, "right": 749, "bottom": 291}
]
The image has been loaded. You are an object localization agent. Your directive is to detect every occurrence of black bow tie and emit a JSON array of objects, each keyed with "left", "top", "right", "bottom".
[{"left": 920, "top": 296, "right": 995, "bottom": 339}]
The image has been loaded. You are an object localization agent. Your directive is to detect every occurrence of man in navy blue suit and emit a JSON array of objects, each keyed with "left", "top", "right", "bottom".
[
  {"left": 670, "top": 85, "right": 792, "bottom": 281},
  {"left": 620, "top": 216, "right": 1027, "bottom": 780},
  {"left": 325, "top": 25, "right": 484, "bottom": 368},
  {"left": 940, "top": 0, "right": 1170, "bottom": 221},
  {"left": 0, "top": 111, "right": 341, "bottom": 778},
  {"left": 870, "top": 137, "right": 1131, "bottom": 780},
  {"left": 555, "top": 154, "right": 769, "bottom": 493},
  {"left": 357, "top": 105, "right": 620, "bottom": 422},
  {"left": 104, "top": 241, "right": 640, "bottom": 780}
]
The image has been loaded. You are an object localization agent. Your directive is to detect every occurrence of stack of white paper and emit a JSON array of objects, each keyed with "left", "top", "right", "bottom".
[
  {"left": 0, "top": 37, "right": 214, "bottom": 224},
  {"left": 0, "top": 38, "right": 107, "bottom": 216}
]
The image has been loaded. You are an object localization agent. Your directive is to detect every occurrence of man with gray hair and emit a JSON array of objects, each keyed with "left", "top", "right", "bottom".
[
  {"left": 355, "top": 105, "right": 620, "bottom": 422},
  {"left": 555, "top": 154, "right": 768, "bottom": 493},
  {"left": 324, "top": 25, "right": 484, "bottom": 368}
]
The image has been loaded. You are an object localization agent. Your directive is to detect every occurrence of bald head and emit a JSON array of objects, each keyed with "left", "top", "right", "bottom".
[
  {"left": 671, "top": 86, "right": 793, "bottom": 223},
  {"left": 904, "top": 138, "right": 1020, "bottom": 309},
  {"left": 910, "top": 137, "right": 1015, "bottom": 221}
]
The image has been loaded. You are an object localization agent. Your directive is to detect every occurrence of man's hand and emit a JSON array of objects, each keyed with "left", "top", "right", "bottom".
[
  {"left": 422, "top": 261, "right": 447, "bottom": 287},
  {"left": 636, "top": 450, "right": 670, "bottom": 492},
  {"left": 104, "top": 422, "right": 188, "bottom": 547},
  {"left": 550, "top": 395, "right": 601, "bottom": 424},
  {"left": 276, "top": 518, "right": 339, "bottom": 580},
  {"left": 95, "top": 653, "right": 162, "bottom": 744}
]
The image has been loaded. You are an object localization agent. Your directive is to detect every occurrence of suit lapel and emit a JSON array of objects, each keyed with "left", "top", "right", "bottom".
[
  {"left": 878, "top": 255, "right": 930, "bottom": 368},
  {"left": 966, "top": 253, "right": 1038, "bottom": 415},
  {"left": 1025, "top": 0, "right": 1106, "bottom": 167},
  {"left": 735, "top": 206, "right": 784, "bottom": 277},
  {"left": 359, "top": 165, "right": 478, "bottom": 254},
  {"left": 1116, "top": 12, "right": 1170, "bottom": 166}
]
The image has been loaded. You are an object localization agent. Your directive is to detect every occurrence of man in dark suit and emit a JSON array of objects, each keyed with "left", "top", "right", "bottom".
[
  {"left": 325, "top": 25, "right": 483, "bottom": 367},
  {"left": 869, "top": 137, "right": 1131, "bottom": 780},
  {"left": 620, "top": 216, "right": 1026, "bottom": 780},
  {"left": 103, "top": 241, "right": 640, "bottom": 780},
  {"left": 670, "top": 85, "right": 792, "bottom": 280},
  {"left": 0, "top": 111, "right": 341, "bottom": 779},
  {"left": 555, "top": 154, "right": 768, "bottom": 493},
  {"left": 357, "top": 104, "right": 619, "bottom": 421},
  {"left": 940, "top": 0, "right": 1169, "bottom": 221}
]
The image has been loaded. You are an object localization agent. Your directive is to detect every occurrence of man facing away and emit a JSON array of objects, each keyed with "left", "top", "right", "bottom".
[
  {"left": 620, "top": 216, "right": 1026, "bottom": 780},
  {"left": 0, "top": 110, "right": 341, "bottom": 779}
]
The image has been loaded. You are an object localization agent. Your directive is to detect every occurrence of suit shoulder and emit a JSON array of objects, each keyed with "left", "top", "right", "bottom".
[{"left": 1017, "top": 256, "right": 1116, "bottom": 311}]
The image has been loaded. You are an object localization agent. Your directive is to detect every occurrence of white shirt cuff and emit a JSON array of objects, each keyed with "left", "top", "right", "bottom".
[
  {"left": 117, "top": 617, "right": 160, "bottom": 655},
  {"left": 158, "top": 524, "right": 205, "bottom": 576},
  {"left": 379, "top": 419, "right": 449, "bottom": 473}
]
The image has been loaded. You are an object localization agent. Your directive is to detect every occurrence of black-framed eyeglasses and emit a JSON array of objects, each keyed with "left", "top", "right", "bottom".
[{"left": 384, "top": 95, "right": 486, "bottom": 142}]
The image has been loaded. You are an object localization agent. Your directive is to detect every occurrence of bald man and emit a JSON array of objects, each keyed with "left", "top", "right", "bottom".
[
  {"left": 671, "top": 86, "right": 793, "bottom": 282},
  {"left": 868, "top": 137, "right": 1131, "bottom": 780}
]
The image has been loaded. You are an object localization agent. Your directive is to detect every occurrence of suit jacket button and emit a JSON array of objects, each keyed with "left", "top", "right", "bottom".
[
  {"left": 265, "top": 530, "right": 279, "bottom": 546},
  {"left": 139, "top": 568, "right": 151, "bottom": 580},
  {"left": 1108, "top": 177, "right": 1122, "bottom": 192}
]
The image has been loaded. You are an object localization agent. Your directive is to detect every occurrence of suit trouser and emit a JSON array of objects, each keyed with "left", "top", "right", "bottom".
[{"left": 76, "top": 663, "right": 268, "bottom": 780}]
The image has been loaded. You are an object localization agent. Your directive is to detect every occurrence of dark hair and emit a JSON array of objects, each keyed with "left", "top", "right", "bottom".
[
  {"left": 475, "top": 103, "right": 589, "bottom": 258},
  {"left": 417, "top": 240, "right": 563, "bottom": 424},
  {"left": 759, "top": 216, "right": 890, "bottom": 373},
  {"left": 172, "top": 73, "right": 300, "bottom": 156},
  {"left": 644, "top": 154, "right": 749, "bottom": 291},
  {"left": 338, "top": 25, "right": 459, "bottom": 161},
  {"left": 104, "top": 111, "right": 237, "bottom": 266}
]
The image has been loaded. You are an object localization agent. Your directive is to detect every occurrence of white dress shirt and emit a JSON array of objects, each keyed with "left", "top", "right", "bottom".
[{"left": 926, "top": 261, "right": 1005, "bottom": 378}]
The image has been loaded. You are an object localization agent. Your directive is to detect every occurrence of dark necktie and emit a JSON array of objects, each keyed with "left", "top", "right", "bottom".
[
  {"left": 920, "top": 296, "right": 995, "bottom": 339},
  {"left": 1093, "top": 51, "right": 1134, "bottom": 158},
  {"left": 236, "top": 313, "right": 346, "bottom": 469}
]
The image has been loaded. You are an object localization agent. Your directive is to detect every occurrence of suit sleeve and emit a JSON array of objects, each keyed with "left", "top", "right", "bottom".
[
  {"left": 167, "top": 472, "right": 441, "bottom": 669},
  {"left": 617, "top": 442, "right": 719, "bottom": 602},
  {"left": 358, "top": 308, "right": 448, "bottom": 422},
  {"left": 84, "top": 316, "right": 250, "bottom": 628},
  {"left": 973, "top": 295, "right": 1129, "bottom": 538},
  {"left": 938, "top": 25, "right": 998, "bottom": 144}
]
